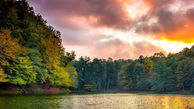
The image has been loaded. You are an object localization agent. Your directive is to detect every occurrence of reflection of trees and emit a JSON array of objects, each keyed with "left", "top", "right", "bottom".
[
  {"left": 0, "top": 95, "right": 194, "bottom": 109},
  {"left": 0, "top": 96, "right": 62, "bottom": 109}
]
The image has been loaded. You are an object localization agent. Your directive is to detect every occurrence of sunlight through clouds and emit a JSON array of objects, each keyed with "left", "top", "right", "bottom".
[{"left": 27, "top": 0, "right": 194, "bottom": 59}]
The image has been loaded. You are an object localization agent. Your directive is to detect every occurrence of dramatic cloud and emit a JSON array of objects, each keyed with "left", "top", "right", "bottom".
[
  {"left": 91, "top": 39, "right": 164, "bottom": 59},
  {"left": 27, "top": 0, "right": 194, "bottom": 59},
  {"left": 135, "top": 0, "right": 194, "bottom": 43},
  {"left": 28, "top": 0, "right": 131, "bottom": 29}
]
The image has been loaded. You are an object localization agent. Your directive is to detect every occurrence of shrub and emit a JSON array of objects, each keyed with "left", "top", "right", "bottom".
[{"left": 34, "top": 89, "right": 42, "bottom": 94}]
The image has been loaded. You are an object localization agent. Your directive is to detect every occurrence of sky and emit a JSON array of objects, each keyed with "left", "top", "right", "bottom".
[{"left": 27, "top": 0, "right": 194, "bottom": 59}]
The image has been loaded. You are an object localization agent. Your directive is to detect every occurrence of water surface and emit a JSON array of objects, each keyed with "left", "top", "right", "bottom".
[{"left": 0, "top": 93, "right": 194, "bottom": 109}]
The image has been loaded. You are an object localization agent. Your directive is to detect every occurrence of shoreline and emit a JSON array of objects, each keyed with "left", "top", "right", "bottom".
[
  {"left": 72, "top": 90, "right": 194, "bottom": 96},
  {"left": 0, "top": 89, "right": 193, "bottom": 96}
]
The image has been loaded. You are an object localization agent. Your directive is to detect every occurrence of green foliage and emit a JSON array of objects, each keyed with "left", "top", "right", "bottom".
[
  {"left": 0, "top": 0, "right": 78, "bottom": 92},
  {"left": 118, "top": 64, "right": 131, "bottom": 89},
  {"left": 65, "top": 63, "right": 78, "bottom": 88},
  {"left": 74, "top": 57, "right": 126, "bottom": 91},
  {"left": 191, "top": 84, "right": 194, "bottom": 93},
  {"left": 125, "top": 62, "right": 137, "bottom": 89},
  {"left": 74, "top": 46, "right": 194, "bottom": 92},
  {"left": 0, "top": 68, "right": 8, "bottom": 82},
  {"left": 28, "top": 49, "right": 49, "bottom": 84},
  {"left": 48, "top": 65, "right": 69, "bottom": 87},
  {"left": 0, "top": 0, "right": 194, "bottom": 94},
  {"left": 34, "top": 89, "right": 43, "bottom": 95},
  {"left": 137, "top": 79, "right": 151, "bottom": 91},
  {"left": 118, "top": 62, "right": 136, "bottom": 89},
  {"left": 9, "top": 56, "right": 36, "bottom": 85},
  {"left": 149, "top": 60, "right": 170, "bottom": 92}
]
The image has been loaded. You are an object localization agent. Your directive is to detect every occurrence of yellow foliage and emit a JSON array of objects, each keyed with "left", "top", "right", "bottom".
[
  {"left": 0, "top": 68, "right": 8, "bottom": 82},
  {"left": 64, "top": 63, "right": 78, "bottom": 87},
  {"left": 145, "top": 59, "right": 153, "bottom": 78},
  {"left": 50, "top": 65, "right": 71, "bottom": 87},
  {"left": 40, "top": 34, "right": 61, "bottom": 68},
  {"left": 0, "top": 30, "right": 20, "bottom": 65}
]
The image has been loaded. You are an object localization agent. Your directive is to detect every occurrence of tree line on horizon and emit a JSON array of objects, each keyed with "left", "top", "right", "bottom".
[
  {"left": 0, "top": 0, "right": 194, "bottom": 93},
  {"left": 73, "top": 47, "right": 194, "bottom": 92}
]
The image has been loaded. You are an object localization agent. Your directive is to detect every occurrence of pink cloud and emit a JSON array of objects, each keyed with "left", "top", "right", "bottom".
[
  {"left": 90, "top": 39, "right": 164, "bottom": 59},
  {"left": 27, "top": 0, "right": 191, "bottom": 59}
]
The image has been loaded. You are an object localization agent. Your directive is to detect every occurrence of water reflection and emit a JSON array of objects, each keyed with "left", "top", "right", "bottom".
[{"left": 0, "top": 93, "right": 193, "bottom": 109}]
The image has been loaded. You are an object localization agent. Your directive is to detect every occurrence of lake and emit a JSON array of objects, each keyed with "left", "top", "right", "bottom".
[{"left": 0, "top": 93, "right": 194, "bottom": 109}]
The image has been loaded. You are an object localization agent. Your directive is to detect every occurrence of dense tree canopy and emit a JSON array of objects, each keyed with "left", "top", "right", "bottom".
[
  {"left": 0, "top": 0, "right": 77, "bottom": 91},
  {"left": 74, "top": 46, "right": 194, "bottom": 92},
  {"left": 0, "top": 0, "right": 193, "bottom": 94}
]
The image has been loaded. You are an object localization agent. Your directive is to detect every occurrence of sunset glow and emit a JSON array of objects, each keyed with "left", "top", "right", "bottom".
[
  {"left": 1, "top": 0, "right": 194, "bottom": 105},
  {"left": 27, "top": 0, "right": 194, "bottom": 59},
  {"left": 152, "top": 40, "right": 193, "bottom": 54}
]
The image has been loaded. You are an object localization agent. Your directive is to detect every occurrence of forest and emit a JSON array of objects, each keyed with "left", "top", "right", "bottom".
[
  {"left": 0, "top": 0, "right": 77, "bottom": 93},
  {"left": 0, "top": 0, "right": 194, "bottom": 94},
  {"left": 74, "top": 49, "right": 194, "bottom": 92}
]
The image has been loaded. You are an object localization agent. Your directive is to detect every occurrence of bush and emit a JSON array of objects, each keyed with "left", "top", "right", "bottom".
[{"left": 34, "top": 89, "right": 42, "bottom": 94}]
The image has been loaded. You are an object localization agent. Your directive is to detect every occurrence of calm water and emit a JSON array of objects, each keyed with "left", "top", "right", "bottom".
[{"left": 0, "top": 93, "right": 194, "bottom": 109}]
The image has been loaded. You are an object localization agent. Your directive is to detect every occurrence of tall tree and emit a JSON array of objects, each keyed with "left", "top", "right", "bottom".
[{"left": 0, "top": 30, "right": 20, "bottom": 66}]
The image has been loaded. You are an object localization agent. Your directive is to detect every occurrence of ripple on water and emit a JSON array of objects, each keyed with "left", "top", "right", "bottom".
[{"left": 0, "top": 93, "right": 193, "bottom": 109}]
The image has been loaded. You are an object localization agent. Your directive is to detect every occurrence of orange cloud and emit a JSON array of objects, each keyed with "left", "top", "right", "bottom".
[
  {"left": 135, "top": 0, "right": 194, "bottom": 44},
  {"left": 28, "top": 0, "right": 194, "bottom": 59},
  {"left": 158, "top": 26, "right": 194, "bottom": 43}
]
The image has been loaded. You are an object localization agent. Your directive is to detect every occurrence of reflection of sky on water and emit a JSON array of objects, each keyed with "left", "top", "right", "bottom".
[{"left": 0, "top": 94, "right": 193, "bottom": 109}]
